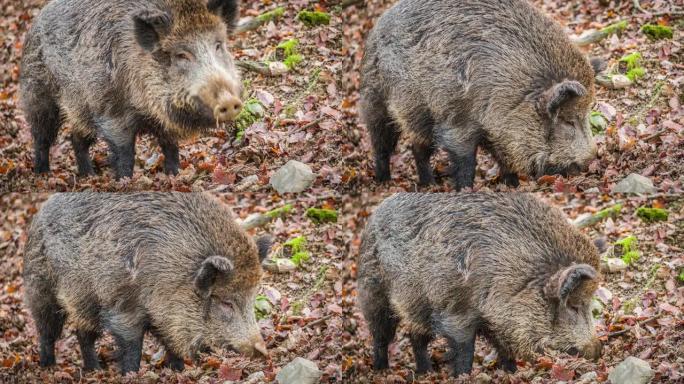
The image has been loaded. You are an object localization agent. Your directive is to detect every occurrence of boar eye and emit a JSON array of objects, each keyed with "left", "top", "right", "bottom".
[
  {"left": 215, "top": 42, "right": 224, "bottom": 52},
  {"left": 175, "top": 51, "right": 193, "bottom": 62},
  {"left": 219, "top": 300, "right": 235, "bottom": 313}
]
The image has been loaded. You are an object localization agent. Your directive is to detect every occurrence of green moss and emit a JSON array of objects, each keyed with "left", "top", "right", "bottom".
[
  {"left": 284, "top": 236, "right": 310, "bottom": 267},
  {"left": 284, "top": 236, "right": 307, "bottom": 254},
  {"left": 636, "top": 207, "right": 669, "bottom": 223},
  {"left": 622, "top": 298, "right": 636, "bottom": 314},
  {"left": 615, "top": 235, "right": 640, "bottom": 265},
  {"left": 601, "top": 20, "right": 628, "bottom": 35},
  {"left": 256, "top": 7, "right": 285, "bottom": 23},
  {"left": 277, "top": 39, "right": 299, "bottom": 57},
  {"left": 266, "top": 204, "right": 293, "bottom": 219},
  {"left": 306, "top": 208, "right": 338, "bottom": 223},
  {"left": 254, "top": 295, "right": 272, "bottom": 320},
  {"left": 235, "top": 98, "right": 265, "bottom": 139},
  {"left": 619, "top": 52, "right": 645, "bottom": 82},
  {"left": 590, "top": 111, "right": 607, "bottom": 135},
  {"left": 641, "top": 24, "right": 673, "bottom": 40},
  {"left": 597, "top": 204, "right": 623, "bottom": 220},
  {"left": 626, "top": 67, "right": 646, "bottom": 82},
  {"left": 291, "top": 251, "right": 311, "bottom": 267},
  {"left": 621, "top": 250, "right": 641, "bottom": 265},
  {"left": 678, "top": 269, "right": 684, "bottom": 283},
  {"left": 297, "top": 10, "right": 331, "bottom": 27},
  {"left": 284, "top": 54, "right": 303, "bottom": 70},
  {"left": 615, "top": 235, "right": 638, "bottom": 252}
]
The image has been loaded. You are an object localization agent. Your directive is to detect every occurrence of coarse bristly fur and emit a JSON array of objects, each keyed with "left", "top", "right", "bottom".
[
  {"left": 360, "top": 0, "right": 600, "bottom": 189},
  {"left": 358, "top": 193, "right": 602, "bottom": 376},
  {"left": 23, "top": 192, "right": 270, "bottom": 375},
  {"left": 20, "top": 0, "right": 243, "bottom": 179}
]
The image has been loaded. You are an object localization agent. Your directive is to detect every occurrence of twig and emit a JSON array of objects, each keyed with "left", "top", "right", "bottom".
[
  {"left": 606, "top": 314, "right": 663, "bottom": 338},
  {"left": 300, "top": 118, "right": 324, "bottom": 130},
  {"left": 235, "top": 60, "right": 273, "bottom": 76},
  {"left": 303, "top": 314, "right": 334, "bottom": 329},
  {"left": 339, "top": 0, "right": 364, "bottom": 8}
]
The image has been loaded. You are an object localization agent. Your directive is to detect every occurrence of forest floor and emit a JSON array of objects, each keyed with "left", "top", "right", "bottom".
[{"left": 0, "top": 0, "right": 683, "bottom": 383}]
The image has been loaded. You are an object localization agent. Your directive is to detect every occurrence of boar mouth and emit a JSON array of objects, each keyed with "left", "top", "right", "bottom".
[
  {"left": 541, "top": 162, "right": 585, "bottom": 178},
  {"left": 165, "top": 98, "right": 218, "bottom": 131}
]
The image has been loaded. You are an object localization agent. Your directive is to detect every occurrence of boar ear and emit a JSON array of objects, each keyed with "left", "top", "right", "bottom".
[
  {"left": 195, "top": 256, "right": 234, "bottom": 295},
  {"left": 255, "top": 235, "right": 272, "bottom": 262},
  {"left": 133, "top": 10, "right": 173, "bottom": 51},
  {"left": 544, "top": 264, "right": 598, "bottom": 306},
  {"left": 207, "top": 0, "right": 240, "bottom": 31},
  {"left": 542, "top": 80, "right": 587, "bottom": 119}
]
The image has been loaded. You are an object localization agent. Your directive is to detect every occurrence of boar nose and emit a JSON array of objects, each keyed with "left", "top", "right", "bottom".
[
  {"left": 252, "top": 340, "right": 268, "bottom": 358},
  {"left": 214, "top": 93, "right": 242, "bottom": 122},
  {"left": 580, "top": 339, "right": 602, "bottom": 361}
]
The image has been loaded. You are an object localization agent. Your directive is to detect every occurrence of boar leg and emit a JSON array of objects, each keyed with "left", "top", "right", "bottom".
[
  {"left": 157, "top": 134, "right": 180, "bottom": 175},
  {"left": 71, "top": 132, "right": 96, "bottom": 176},
  {"left": 99, "top": 118, "right": 137, "bottom": 179},
  {"left": 498, "top": 162, "right": 519, "bottom": 187},
  {"left": 35, "top": 306, "right": 66, "bottom": 367},
  {"left": 77, "top": 329, "right": 101, "bottom": 370},
  {"left": 109, "top": 315, "right": 145, "bottom": 374},
  {"left": 441, "top": 129, "right": 479, "bottom": 190},
  {"left": 412, "top": 141, "right": 436, "bottom": 185},
  {"left": 359, "top": 277, "right": 399, "bottom": 370},
  {"left": 444, "top": 330, "right": 476, "bottom": 376},
  {"left": 364, "top": 93, "right": 399, "bottom": 183},
  {"left": 409, "top": 332, "right": 433, "bottom": 373},
  {"left": 26, "top": 279, "right": 65, "bottom": 366},
  {"left": 163, "top": 349, "right": 185, "bottom": 371},
  {"left": 24, "top": 90, "right": 61, "bottom": 174},
  {"left": 497, "top": 352, "right": 517, "bottom": 373}
]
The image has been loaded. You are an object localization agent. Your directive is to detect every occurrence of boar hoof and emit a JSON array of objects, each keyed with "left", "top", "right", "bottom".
[
  {"left": 501, "top": 172, "right": 519, "bottom": 187},
  {"left": 164, "top": 352, "right": 185, "bottom": 371}
]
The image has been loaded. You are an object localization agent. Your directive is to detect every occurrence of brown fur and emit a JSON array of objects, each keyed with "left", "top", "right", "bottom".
[
  {"left": 23, "top": 192, "right": 270, "bottom": 374},
  {"left": 358, "top": 193, "right": 602, "bottom": 376}
]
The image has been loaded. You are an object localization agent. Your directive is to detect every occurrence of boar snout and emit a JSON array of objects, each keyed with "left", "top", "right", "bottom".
[
  {"left": 236, "top": 336, "right": 268, "bottom": 358},
  {"left": 580, "top": 339, "right": 602, "bottom": 361},
  {"left": 198, "top": 76, "right": 242, "bottom": 123},
  {"left": 213, "top": 91, "right": 242, "bottom": 122}
]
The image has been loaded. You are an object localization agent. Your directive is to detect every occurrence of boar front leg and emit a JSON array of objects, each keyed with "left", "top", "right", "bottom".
[
  {"left": 98, "top": 116, "right": 137, "bottom": 179},
  {"left": 439, "top": 126, "right": 479, "bottom": 190},
  {"left": 442, "top": 323, "right": 476, "bottom": 376},
  {"left": 157, "top": 134, "right": 180, "bottom": 175},
  {"left": 108, "top": 313, "right": 145, "bottom": 374},
  {"left": 164, "top": 349, "right": 185, "bottom": 371}
]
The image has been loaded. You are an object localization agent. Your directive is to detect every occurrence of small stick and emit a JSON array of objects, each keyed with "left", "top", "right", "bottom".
[
  {"left": 606, "top": 314, "right": 662, "bottom": 338},
  {"left": 303, "top": 314, "right": 334, "bottom": 329}
]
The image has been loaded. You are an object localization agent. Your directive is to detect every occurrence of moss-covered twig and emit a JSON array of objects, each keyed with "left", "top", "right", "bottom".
[
  {"left": 573, "top": 204, "right": 623, "bottom": 229},
  {"left": 236, "top": 60, "right": 273, "bottom": 76},
  {"left": 241, "top": 204, "right": 293, "bottom": 230},
  {"left": 236, "top": 7, "right": 285, "bottom": 33},
  {"left": 572, "top": 20, "right": 628, "bottom": 46}
]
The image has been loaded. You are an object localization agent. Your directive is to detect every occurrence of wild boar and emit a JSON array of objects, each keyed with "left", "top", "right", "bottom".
[
  {"left": 358, "top": 193, "right": 602, "bottom": 376},
  {"left": 24, "top": 192, "right": 271, "bottom": 374},
  {"left": 20, "top": 0, "right": 243, "bottom": 179},
  {"left": 360, "top": 0, "right": 600, "bottom": 189}
]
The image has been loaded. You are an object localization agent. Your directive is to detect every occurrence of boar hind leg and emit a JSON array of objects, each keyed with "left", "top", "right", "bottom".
[
  {"left": 77, "top": 329, "right": 101, "bottom": 371},
  {"left": 409, "top": 332, "right": 433, "bottom": 374},
  {"left": 24, "top": 89, "right": 61, "bottom": 174},
  {"left": 31, "top": 296, "right": 66, "bottom": 367},
  {"left": 363, "top": 92, "right": 399, "bottom": 183},
  {"left": 497, "top": 352, "right": 517, "bottom": 373},
  {"left": 359, "top": 279, "right": 398, "bottom": 370},
  {"left": 444, "top": 328, "right": 476, "bottom": 376},
  {"left": 157, "top": 134, "right": 180, "bottom": 175}
]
